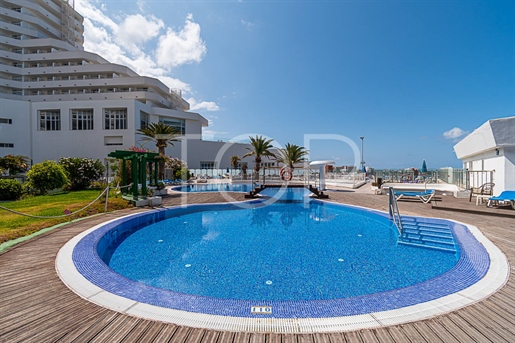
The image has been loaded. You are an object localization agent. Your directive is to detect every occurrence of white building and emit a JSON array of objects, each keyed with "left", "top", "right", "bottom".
[
  {"left": 0, "top": 0, "right": 272, "bottom": 171},
  {"left": 453, "top": 116, "right": 515, "bottom": 195}
]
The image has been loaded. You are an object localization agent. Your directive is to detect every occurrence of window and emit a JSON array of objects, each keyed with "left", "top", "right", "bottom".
[
  {"left": 104, "top": 108, "right": 127, "bottom": 130},
  {"left": 140, "top": 111, "right": 149, "bottom": 129},
  {"left": 200, "top": 161, "right": 215, "bottom": 169},
  {"left": 104, "top": 136, "right": 123, "bottom": 146},
  {"left": 0, "top": 118, "right": 13, "bottom": 124},
  {"left": 159, "top": 117, "right": 185, "bottom": 135},
  {"left": 39, "top": 110, "right": 61, "bottom": 131},
  {"left": 71, "top": 109, "right": 94, "bottom": 130},
  {"left": 0, "top": 143, "right": 14, "bottom": 148}
]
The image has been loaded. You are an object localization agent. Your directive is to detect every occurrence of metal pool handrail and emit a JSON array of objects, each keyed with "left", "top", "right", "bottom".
[{"left": 389, "top": 187, "right": 403, "bottom": 236}]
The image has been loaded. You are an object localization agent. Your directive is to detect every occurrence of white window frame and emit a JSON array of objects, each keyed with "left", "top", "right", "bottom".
[
  {"left": 200, "top": 161, "right": 215, "bottom": 169},
  {"left": 159, "top": 117, "right": 185, "bottom": 135},
  {"left": 140, "top": 111, "right": 149, "bottom": 129},
  {"left": 71, "top": 109, "right": 94, "bottom": 130},
  {"left": 104, "top": 108, "right": 127, "bottom": 130},
  {"left": 39, "top": 110, "right": 61, "bottom": 131}
]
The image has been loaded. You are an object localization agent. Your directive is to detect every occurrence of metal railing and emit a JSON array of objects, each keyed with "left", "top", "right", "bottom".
[
  {"left": 466, "top": 170, "right": 494, "bottom": 190},
  {"left": 373, "top": 168, "right": 494, "bottom": 191},
  {"left": 388, "top": 187, "right": 403, "bottom": 236}
]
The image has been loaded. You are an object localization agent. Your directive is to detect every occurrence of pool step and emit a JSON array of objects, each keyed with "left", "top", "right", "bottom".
[{"left": 398, "top": 218, "right": 457, "bottom": 253}]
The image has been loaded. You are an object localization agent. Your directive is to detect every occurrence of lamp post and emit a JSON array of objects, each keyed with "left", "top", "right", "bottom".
[{"left": 360, "top": 136, "right": 365, "bottom": 173}]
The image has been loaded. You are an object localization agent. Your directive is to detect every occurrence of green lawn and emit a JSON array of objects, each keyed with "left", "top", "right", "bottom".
[{"left": 0, "top": 189, "right": 132, "bottom": 244}]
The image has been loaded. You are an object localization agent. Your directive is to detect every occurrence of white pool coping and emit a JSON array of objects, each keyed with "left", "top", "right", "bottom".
[{"left": 56, "top": 214, "right": 509, "bottom": 333}]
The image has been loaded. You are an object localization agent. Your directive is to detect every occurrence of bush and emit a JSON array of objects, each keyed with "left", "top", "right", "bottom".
[
  {"left": 59, "top": 157, "right": 105, "bottom": 190},
  {"left": 166, "top": 157, "right": 189, "bottom": 180},
  {"left": 0, "top": 154, "right": 29, "bottom": 176},
  {"left": 0, "top": 179, "right": 23, "bottom": 200},
  {"left": 175, "top": 167, "right": 191, "bottom": 181},
  {"left": 26, "top": 160, "right": 69, "bottom": 195}
]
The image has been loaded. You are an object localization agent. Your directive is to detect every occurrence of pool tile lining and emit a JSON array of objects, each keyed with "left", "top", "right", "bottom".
[{"left": 56, "top": 202, "right": 509, "bottom": 333}]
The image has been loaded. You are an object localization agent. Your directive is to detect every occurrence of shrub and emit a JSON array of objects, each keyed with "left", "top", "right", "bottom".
[
  {"left": 174, "top": 167, "right": 190, "bottom": 181},
  {"left": 59, "top": 157, "right": 105, "bottom": 190},
  {"left": 166, "top": 157, "right": 188, "bottom": 180},
  {"left": 0, "top": 179, "right": 23, "bottom": 200},
  {"left": 26, "top": 160, "right": 69, "bottom": 195},
  {"left": 0, "top": 154, "right": 29, "bottom": 176}
]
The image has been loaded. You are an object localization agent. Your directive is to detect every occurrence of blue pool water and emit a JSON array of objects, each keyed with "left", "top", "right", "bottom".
[
  {"left": 102, "top": 201, "right": 458, "bottom": 301},
  {"left": 74, "top": 199, "right": 489, "bottom": 318}
]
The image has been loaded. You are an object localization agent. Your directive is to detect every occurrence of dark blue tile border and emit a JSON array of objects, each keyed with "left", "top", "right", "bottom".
[{"left": 72, "top": 201, "right": 489, "bottom": 318}]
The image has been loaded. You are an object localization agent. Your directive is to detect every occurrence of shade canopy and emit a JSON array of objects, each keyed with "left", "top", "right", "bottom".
[{"left": 309, "top": 160, "right": 335, "bottom": 167}]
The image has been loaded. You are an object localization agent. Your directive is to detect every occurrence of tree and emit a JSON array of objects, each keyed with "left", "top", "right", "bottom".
[
  {"left": 0, "top": 154, "right": 29, "bottom": 176},
  {"left": 26, "top": 160, "right": 68, "bottom": 195},
  {"left": 166, "top": 157, "right": 188, "bottom": 180},
  {"left": 242, "top": 135, "right": 276, "bottom": 175},
  {"left": 137, "top": 122, "right": 180, "bottom": 180},
  {"left": 58, "top": 157, "right": 105, "bottom": 190},
  {"left": 275, "top": 143, "right": 309, "bottom": 170},
  {"left": 230, "top": 155, "right": 240, "bottom": 170}
]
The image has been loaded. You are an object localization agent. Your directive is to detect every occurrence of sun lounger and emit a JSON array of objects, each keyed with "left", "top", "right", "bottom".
[
  {"left": 394, "top": 189, "right": 435, "bottom": 204},
  {"left": 487, "top": 191, "right": 515, "bottom": 209}
]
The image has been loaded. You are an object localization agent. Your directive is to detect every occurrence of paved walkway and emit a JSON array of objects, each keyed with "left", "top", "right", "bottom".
[{"left": 1, "top": 188, "right": 513, "bottom": 342}]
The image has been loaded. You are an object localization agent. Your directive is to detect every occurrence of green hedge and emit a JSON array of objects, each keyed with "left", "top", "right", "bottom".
[{"left": 0, "top": 179, "right": 23, "bottom": 200}]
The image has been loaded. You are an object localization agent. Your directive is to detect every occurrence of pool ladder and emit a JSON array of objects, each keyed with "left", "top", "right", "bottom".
[{"left": 389, "top": 187, "right": 404, "bottom": 236}]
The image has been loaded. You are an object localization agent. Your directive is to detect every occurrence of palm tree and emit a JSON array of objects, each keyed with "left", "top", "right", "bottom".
[
  {"left": 275, "top": 143, "right": 309, "bottom": 170},
  {"left": 230, "top": 155, "right": 240, "bottom": 170},
  {"left": 242, "top": 135, "right": 276, "bottom": 176},
  {"left": 137, "top": 122, "right": 180, "bottom": 180}
]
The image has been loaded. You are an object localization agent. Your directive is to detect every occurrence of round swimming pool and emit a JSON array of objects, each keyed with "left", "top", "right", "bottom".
[
  {"left": 103, "top": 201, "right": 457, "bottom": 302},
  {"left": 57, "top": 199, "right": 508, "bottom": 332}
]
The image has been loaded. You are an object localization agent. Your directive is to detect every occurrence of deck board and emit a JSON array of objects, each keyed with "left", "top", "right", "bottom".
[
  {"left": 412, "top": 322, "right": 445, "bottom": 343},
  {"left": 151, "top": 323, "right": 179, "bottom": 343},
  {"left": 370, "top": 329, "right": 395, "bottom": 343},
  {"left": 1, "top": 190, "right": 514, "bottom": 342},
  {"left": 199, "top": 330, "right": 220, "bottom": 343}
]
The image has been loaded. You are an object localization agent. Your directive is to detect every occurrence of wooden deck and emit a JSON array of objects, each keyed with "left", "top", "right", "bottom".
[{"left": 1, "top": 189, "right": 514, "bottom": 342}]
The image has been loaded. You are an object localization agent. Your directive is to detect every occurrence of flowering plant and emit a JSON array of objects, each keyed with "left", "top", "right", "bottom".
[
  {"left": 0, "top": 154, "right": 29, "bottom": 175},
  {"left": 58, "top": 157, "right": 105, "bottom": 190},
  {"left": 127, "top": 146, "right": 149, "bottom": 153}
]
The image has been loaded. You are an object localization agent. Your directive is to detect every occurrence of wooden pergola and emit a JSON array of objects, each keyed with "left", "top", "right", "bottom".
[{"left": 107, "top": 150, "right": 161, "bottom": 200}]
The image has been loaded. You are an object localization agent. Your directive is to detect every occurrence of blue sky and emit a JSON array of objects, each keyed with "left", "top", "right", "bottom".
[{"left": 75, "top": 0, "right": 514, "bottom": 169}]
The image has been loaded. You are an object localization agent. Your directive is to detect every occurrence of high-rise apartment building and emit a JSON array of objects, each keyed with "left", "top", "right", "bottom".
[{"left": 0, "top": 0, "right": 212, "bottom": 166}]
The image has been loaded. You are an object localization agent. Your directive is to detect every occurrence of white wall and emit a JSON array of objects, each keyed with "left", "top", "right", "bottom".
[
  {"left": 460, "top": 144, "right": 514, "bottom": 195},
  {"left": 455, "top": 117, "right": 515, "bottom": 195},
  {"left": 167, "top": 139, "right": 277, "bottom": 170},
  {"left": 0, "top": 99, "right": 32, "bottom": 160},
  {"left": 29, "top": 99, "right": 140, "bottom": 163},
  {"left": 502, "top": 146, "right": 515, "bottom": 192}
]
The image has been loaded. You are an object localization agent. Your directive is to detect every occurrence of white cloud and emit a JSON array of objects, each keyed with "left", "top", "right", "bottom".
[
  {"left": 187, "top": 98, "right": 220, "bottom": 112},
  {"left": 241, "top": 19, "right": 256, "bottom": 31},
  {"left": 116, "top": 14, "right": 164, "bottom": 54},
  {"left": 76, "top": 0, "right": 118, "bottom": 32},
  {"left": 74, "top": 1, "right": 219, "bottom": 104},
  {"left": 136, "top": 0, "right": 147, "bottom": 12},
  {"left": 155, "top": 14, "right": 207, "bottom": 68},
  {"left": 443, "top": 127, "right": 467, "bottom": 140}
]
